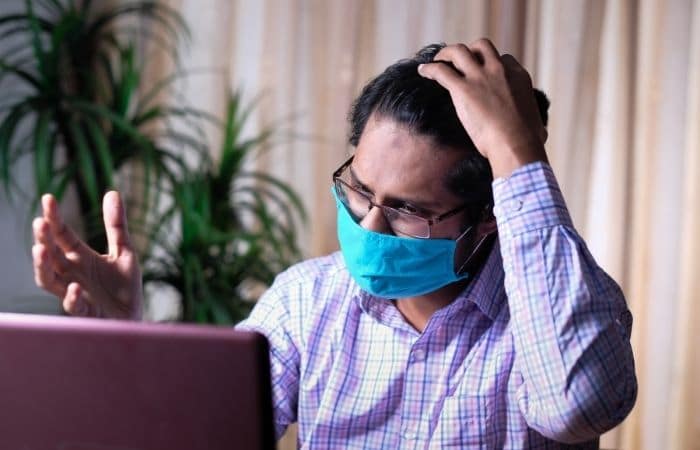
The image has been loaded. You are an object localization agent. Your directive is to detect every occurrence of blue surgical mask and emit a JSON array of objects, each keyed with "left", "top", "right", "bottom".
[{"left": 333, "top": 189, "right": 470, "bottom": 299}]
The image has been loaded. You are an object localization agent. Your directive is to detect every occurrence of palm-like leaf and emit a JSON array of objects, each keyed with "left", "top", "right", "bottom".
[
  {"left": 0, "top": 0, "right": 199, "bottom": 252},
  {"left": 0, "top": 1, "right": 306, "bottom": 325},
  {"left": 142, "top": 92, "right": 306, "bottom": 324}
]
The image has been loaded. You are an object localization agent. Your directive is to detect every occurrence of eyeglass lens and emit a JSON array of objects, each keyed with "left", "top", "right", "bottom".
[{"left": 335, "top": 180, "right": 429, "bottom": 238}]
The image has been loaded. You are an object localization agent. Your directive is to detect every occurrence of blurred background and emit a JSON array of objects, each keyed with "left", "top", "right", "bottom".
[{"left": 0, "top": 0, "right": 698, "bottom": 449}]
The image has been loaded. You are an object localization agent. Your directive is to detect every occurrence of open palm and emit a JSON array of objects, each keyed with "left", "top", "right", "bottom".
[{"left": 32, "top": 192, "right": 143, "bottom": 319}]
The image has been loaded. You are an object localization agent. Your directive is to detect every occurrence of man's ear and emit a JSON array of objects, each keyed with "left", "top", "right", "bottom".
[
  {"left": 476, "top": 215, "right": 497, "bottom": 238},
  {"left": 473, "top": 203, "right": 497, "bottom": 238},
  {"left": 454, "top": 210, "right": 498, "bottom": 277}
]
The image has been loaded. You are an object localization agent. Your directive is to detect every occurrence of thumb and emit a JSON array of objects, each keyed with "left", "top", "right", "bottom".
[{"left": 103, "top": 191, "right": 132, "bottom": 258}]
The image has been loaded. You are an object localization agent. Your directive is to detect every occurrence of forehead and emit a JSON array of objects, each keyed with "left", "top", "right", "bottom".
[{"left": 352, "top": 114, "right": 466, "bottom": 208}]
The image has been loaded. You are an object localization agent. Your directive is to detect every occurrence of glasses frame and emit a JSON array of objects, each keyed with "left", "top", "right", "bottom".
[{"left": 332, "top": 155, "right": 473, "bottom": 239}]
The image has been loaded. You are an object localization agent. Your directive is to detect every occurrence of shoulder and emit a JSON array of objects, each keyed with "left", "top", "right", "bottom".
[
  {"left": 240, "top": 252, "right": 358, "bottom": 342},
  {"left": 269, "top": 251, "right": 356, "bottom": 317},
  {"left": 271, "top": 252, "right": 348, "bottom": 292}
]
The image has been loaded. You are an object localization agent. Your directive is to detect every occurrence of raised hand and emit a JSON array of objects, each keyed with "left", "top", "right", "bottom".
[
  {"left": 32, "top": 191, "right": 143, "bottom": 319},
  {"left": 417, "top": 38, "right": 548, "bottom": 178}
]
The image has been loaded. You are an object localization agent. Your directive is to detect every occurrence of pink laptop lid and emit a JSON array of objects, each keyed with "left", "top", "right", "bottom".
[{"left": 0, "top": 312, "right": 274, "bottom": 450}]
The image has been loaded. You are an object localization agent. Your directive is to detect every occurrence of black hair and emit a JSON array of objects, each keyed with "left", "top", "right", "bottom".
[{"left": 348, "top": 43, "right": 549, "bottom": 224}]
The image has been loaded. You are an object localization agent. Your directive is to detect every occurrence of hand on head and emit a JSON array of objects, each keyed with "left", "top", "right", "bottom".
[
  {"left": 417, "top": 38, "right": 548, "bottom": 178},
  {"left": 32, "top": 191, "right": 143, "bottom": 319}
]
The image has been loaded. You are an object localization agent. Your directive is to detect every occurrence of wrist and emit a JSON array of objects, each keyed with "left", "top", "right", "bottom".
[{"left": 488, "top": 140, "right": 547, "bottom": 179}]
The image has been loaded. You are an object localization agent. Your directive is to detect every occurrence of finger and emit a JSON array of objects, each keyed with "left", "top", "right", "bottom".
[
  {"left": 417, "top": 62, "right": 466, "bottom": 93},
  {"left": 501, "top": 54, "right": 527, "bottom": 75},
  {"left": 467, "top": 38, "right": 501, "bottom": 68},
  {"left": 499, "top": 55, "right": 546, "bottom": 143},
  {"left": 103, "top": 191, "right": 133, "bottom": 258},
  {"left": 42, "top": 194, "right": 88, "bottom": 255},
  {"left": 469, "top": 39, "right": 503, "bottom": 70},
  {"left": 62, "top": 282, "right": 94, "bottom": 317},
  {"left": 32, "top": 243, "right": 69, "bottom": 298},
  {"left": 433, "top": 43, "right": 482, "bottom": 76},
  {"left": 33, "top": 217, "right": 73, "bottom": 275},
  {"left": 32, "top": 216, "right": 49, "bottom": 245}
]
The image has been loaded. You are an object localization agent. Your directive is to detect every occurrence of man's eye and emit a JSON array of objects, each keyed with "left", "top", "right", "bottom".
[
  {"left": 352, "top": 184, "right": 371, "bottom": 196},
  {"left": 397, "top": 204, "right": 419, "bottom": 215}
]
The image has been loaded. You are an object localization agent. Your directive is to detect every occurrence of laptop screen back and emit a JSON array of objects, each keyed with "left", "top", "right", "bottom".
[{"left": 0, "top": 312, "right": 274, "bottom": 450}]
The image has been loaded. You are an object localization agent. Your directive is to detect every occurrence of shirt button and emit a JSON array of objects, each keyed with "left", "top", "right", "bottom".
[
  {"left": 508, "top": 199, "right": 523, "bottom": 211},
  {"left": 412, "top": 348, "right": 426, "bottom": 362},
  {"left": 403, "top": 427, "right": 418, "bottom": 440}
]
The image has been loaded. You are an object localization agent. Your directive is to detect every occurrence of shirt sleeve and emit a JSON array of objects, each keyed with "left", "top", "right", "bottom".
[
  {"left": 236, "top": 275, "right": 300, "bottom": 441},
  {"left": 493, "top": 162, "right": 637, "bottom": 444}
]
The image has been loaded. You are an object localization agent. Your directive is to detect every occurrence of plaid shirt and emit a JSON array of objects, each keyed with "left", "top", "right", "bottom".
[{"left": 238, "top": 162, "right": 637, "bottom": 449}]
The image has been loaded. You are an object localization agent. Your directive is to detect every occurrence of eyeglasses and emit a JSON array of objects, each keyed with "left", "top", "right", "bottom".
[{"left": 332, "top": 156, "right": 472, "bottom": 239}]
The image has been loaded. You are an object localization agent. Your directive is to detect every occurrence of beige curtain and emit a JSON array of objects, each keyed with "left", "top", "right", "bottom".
[{"left": 157, "top": 0, "right": 700, "bottom": 448}]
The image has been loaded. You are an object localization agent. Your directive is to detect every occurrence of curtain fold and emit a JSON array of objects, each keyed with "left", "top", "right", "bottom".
[{"left": 668, "top": 2, "right": 700, "bottom": 448}]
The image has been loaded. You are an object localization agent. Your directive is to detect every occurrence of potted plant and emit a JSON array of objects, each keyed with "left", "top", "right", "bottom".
[
  {"left": 0, "top": 0, "right": 203, "bottom": 252},
  {"left": 142, "top": 92, "right": 306, "bottom": 324},
  {"left": 0, "top": 0, "right": 306, "bottom": 324}
]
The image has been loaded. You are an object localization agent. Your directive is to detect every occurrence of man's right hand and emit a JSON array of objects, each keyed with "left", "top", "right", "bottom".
[{"left": 32, "top": 191, "right": 143, "bottom": 319}]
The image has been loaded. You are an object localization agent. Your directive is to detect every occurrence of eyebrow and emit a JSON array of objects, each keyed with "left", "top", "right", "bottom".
[{"left": 348, "top": 165, "right": 441, "bottom": 213}]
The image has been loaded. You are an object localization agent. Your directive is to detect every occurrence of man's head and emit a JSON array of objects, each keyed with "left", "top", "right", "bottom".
[
  {"left": 334, "top": 42, "right": 549, "bottom": 298},
  {"left": 347, "top": 43, "right": 549, "bottom": 233}
]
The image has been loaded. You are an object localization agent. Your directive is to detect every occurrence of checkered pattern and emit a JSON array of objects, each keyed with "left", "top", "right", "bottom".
[{"left": 238, "top": 162, "right": 637, "bottom": 449}]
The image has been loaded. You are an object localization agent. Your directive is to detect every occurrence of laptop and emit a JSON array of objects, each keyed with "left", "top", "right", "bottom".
[{"left": 0, "top": 312, "right": 275, "bottom": 450}]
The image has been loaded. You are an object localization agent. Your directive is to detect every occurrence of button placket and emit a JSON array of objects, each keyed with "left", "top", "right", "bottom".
[
  {"left": 411, "top": 347, "right": 426, "bottom": 363},
  {"left": 400, "top": 342, "right": 428, "bottom": 445},
  {"left": 402, "top": 425, "right": 418, "bottom": 440}
]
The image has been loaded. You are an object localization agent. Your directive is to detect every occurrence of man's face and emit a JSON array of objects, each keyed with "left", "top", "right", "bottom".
[{"left": 351, "top": 113, "right": 469, "bottom": 240}]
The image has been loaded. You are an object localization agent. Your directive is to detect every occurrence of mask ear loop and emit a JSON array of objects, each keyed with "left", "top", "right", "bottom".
[
  {"left": 455, "top": 230, "right": 497, "bottom": 275},
  {"left": 454, "top": 204, "right": 497, "bottom": 276}
]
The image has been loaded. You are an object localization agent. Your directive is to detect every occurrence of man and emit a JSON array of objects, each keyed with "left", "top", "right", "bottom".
[{"left": 32, "top": 39, "right": 637, "bottom": 448}]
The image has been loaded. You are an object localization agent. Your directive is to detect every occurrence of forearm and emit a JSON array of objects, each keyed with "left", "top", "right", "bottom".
[
  {"left": 488, "top": 140, "right": 548, "bottom": 180},
  {"left": 494, "top": 162, "right": 637, "bottom": 443}
]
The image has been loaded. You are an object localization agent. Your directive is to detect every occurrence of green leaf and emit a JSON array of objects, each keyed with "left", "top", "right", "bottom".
[
  {"left": 0, "top": 0, "right": 307, "bottom": 326},
  {"left": 210, "top": 301, "right": 233, "bottom": 325},
  {"left": 217, "top": 92, "right": 276, "bottom": 187},
  {"left": 0, "top": 24, "right": 42, "bottom": 43},
  {"left": 240, "top": 170, "right": 307, "bottom": 222},
  {"left": 96, "top": 51, "right": 117, "bottom": 101},
  {"left": 35, "top": 0, "right": 66, "bottom": 15},
  {"left": 153, "top": 128, "right": 210, "bottom": 158},
  {"left": 135, "top": 105, "right": 219, "bottom": 127},
  {"left": 68, "top": 120, "right": 99, "bottom": 208},
  {"left": 52, "top": 165, "right": 74, "bottom": 199},
  {"left": 69, "top": 100, "right": 151, "bottom": 148},
  {"left": 26, "top": 0, "right": 48, "bottom": 88},
  {"left": 114, "top": 44, "right": 138, "bottom": 117},
  {"left": 84, "top": 117, "right": 114, "bottom": 189},
  {"left": 0, "top": 60, "right": 42, "bottom": 89},
  {"left": 0, "top": 14, "right": 54, "bottom": 31},
  {"left": 0, "top": 101, "right": 31, "bottom": 197},
  {"left": 32, "top": 109, "right": 52, "bottom": 194}
]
